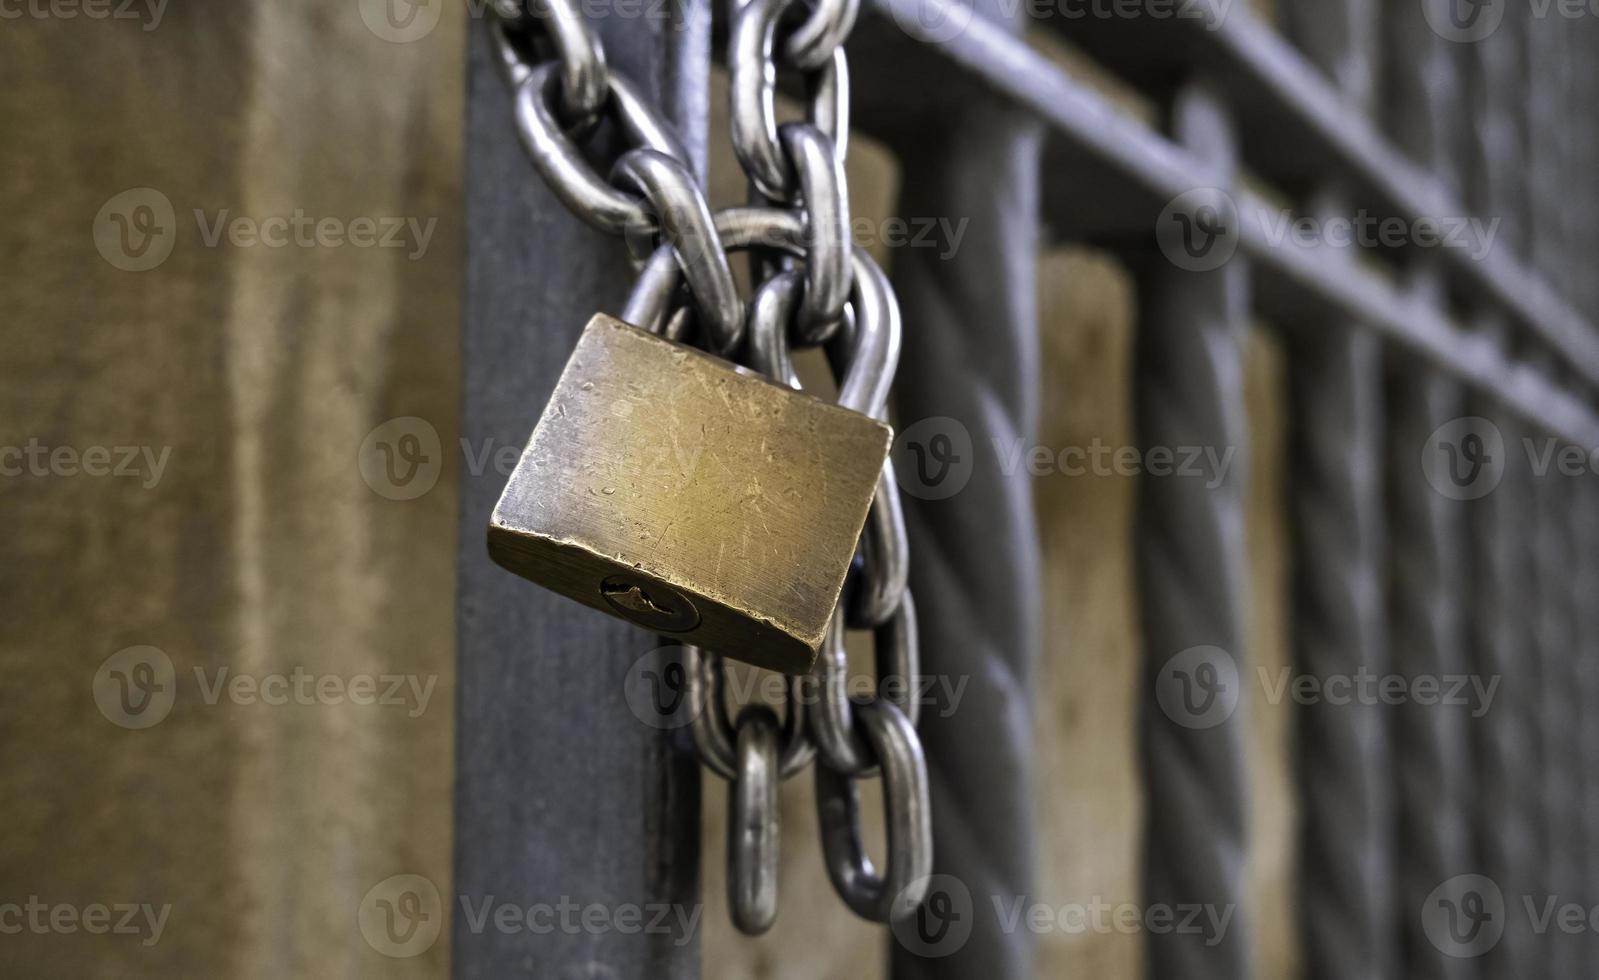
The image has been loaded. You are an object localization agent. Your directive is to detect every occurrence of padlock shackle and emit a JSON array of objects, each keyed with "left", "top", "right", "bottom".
[{"left": 621, "top": 206, "right": 901, "bottom": 419}]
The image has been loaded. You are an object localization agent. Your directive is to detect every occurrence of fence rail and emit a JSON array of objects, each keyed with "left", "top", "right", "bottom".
[{"left": 849, "top": 0, "right": 1599, "bottom": 446}]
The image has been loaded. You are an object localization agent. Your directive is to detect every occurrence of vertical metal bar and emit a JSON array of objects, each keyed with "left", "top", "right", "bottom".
[
  {"left": 1284, "top": 238, "right": 1394, "bottom": 980},
  {"left": 1465, "top": 406, "right": 1536, "bottom": 977},
  {"left": 1536, "top": 16, "right": 1581, "bottom": 979},
  {"left": 1277, "top": 4, "right": 1393, "bottom": 978},
  {"left": 1578, "top": 476, "right": 1599, "bottom": 973},
  {"left": 1383, "top": 334, "right": 1470, "bottom": 980},
  {"left": 454, "top": 6, "right": 708, "bottom": 978},
  {"left": 1134, "top": 78, "right": 1251, "bottom": 980},
  {"left": 1534, "top": 439, "right": 1578, "bottom": 979},
  {"left": 1522, "top": 5, "right": 1572, "bottom": 976},
  {"left": 1574, "top": 26, "right": 1599, "bottom": 975},
  {"left": 1379, "top": 6, "right": 1474, "bottom": 977},
  {"left": 1460, "top": 5, "right": 1537, "bottom": 978},
  {"left": 880, "top": 3, "right": 1044, "bottom": 972}
]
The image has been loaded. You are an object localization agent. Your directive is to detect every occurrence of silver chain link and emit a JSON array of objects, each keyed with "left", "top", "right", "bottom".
[{"left": 490, "top": 0, "right": 931, "bottom": 934}]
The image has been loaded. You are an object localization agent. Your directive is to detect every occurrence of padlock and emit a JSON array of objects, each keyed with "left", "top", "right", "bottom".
[{"left": 488, "top": 313, "right": 890, "bottom": 674}]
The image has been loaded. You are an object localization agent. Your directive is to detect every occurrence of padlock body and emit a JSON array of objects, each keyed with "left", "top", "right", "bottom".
[{"left": 489, "top": 314, "right": 890, "bottom": 674}]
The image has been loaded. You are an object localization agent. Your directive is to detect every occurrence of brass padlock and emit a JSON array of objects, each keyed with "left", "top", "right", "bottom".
[{"left": 489, "top": 314, "right": 890, "bottom": 674}]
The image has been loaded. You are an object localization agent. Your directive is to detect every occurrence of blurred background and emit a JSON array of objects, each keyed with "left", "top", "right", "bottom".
[{"left": 3, "top": 0, "right": 1583, "bottom": 976}]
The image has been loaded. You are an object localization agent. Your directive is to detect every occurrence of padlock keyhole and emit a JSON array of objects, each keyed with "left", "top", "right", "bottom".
[{"left": 600, "top": 575, "right": 701, "bottom": 633}]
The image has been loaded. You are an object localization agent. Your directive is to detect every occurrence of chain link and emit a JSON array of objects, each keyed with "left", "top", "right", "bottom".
[{"left": 490, "top": 0, "right": 931, "bottom": 932}]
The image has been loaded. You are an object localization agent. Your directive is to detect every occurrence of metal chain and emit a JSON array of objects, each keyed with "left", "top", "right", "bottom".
[{"left": 488, "top": 0, "right": 931, "bottom": 935}]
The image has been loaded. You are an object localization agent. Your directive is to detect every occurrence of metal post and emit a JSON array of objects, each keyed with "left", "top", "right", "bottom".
[
  {"left": 1522, "top": 5, "right": 1574, "bottom": 976},
  {"left": 1383, "top": 330, "right": 1470, "bottom": 980},
  {"left": 1578, "top": 477, "right": 1599, "bottom": 973},
  {"left": 453, "top": 5, "right": 709, "bottom": 978},
  {"left": 1277, "top": 3, "right": 1393, "bottom": 978},
  {"left": 1460, "top": 5, "right": 1537, "bottom": 977},
  {"left": 855, "top": 1, "right": 1045, "bottom": 973},
  {"left": 1379, "top": 6, "right": 1475, "bottom": 974},
  {"left": 1134, "top": 78, "right": 1251, "bottom": 980}
]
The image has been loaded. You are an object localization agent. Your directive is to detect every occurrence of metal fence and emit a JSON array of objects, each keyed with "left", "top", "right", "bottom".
[{"left": 457, "top": 0, "right": 1599, "bottom": 976}]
